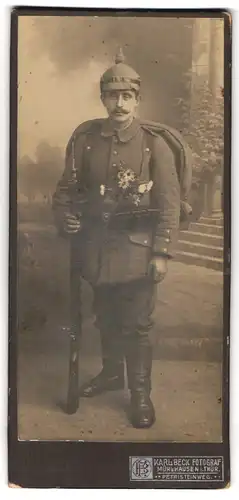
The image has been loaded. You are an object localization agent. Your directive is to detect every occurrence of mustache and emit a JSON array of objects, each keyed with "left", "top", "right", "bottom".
[{"left": 112, "top": 108, "right": 129, "bottom": 115}]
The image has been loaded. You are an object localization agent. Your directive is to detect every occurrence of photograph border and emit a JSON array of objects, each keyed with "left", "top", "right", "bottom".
[{"left": 8, "top": 6, "right": 231, "bottom": 488}]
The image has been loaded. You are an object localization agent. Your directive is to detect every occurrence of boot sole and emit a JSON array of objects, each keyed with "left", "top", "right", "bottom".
[{"left": 131, "top": 419, "right": 156, "bottom": 429}]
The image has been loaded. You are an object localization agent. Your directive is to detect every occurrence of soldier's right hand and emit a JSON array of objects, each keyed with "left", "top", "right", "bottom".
[{"left": 63, "top": 212, "right": 81, "bottom": 234}]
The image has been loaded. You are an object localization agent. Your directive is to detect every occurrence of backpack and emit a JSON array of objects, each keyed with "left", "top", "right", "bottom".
[{"left": 140, "top": 120, "right": 193, "bottom": 224}]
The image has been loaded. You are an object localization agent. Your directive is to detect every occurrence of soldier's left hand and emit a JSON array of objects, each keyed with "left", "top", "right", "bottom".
[{"left": 149, "top": 257, "right": 168, "bottom": 283}]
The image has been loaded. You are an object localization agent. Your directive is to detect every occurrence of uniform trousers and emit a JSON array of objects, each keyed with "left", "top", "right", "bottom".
[{"left": 92, "top": 276, "right": 157, "bottom": 389}]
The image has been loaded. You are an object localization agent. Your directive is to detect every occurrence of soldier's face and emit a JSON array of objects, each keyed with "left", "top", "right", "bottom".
[{"left": 101, "top": 90, "right": 140, "bottom": 123}]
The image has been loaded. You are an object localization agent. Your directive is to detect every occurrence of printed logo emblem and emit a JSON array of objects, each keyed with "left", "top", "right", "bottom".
[{"left": 130, "top": 457, "right": 153, "bottom": 480}]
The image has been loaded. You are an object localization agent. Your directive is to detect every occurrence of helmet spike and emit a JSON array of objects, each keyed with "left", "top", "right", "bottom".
[{"left": 115, "top": 47, "right": 125, "bottom": 64}]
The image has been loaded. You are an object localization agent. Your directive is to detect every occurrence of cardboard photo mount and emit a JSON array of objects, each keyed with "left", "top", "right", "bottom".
[{"left": 8, "top": 7, "right": 231, "bottom": 489}]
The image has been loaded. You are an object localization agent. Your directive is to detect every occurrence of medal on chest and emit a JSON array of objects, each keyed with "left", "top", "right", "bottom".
[{"left": 100, "top": 162, "right": 153, "bottom": 207}]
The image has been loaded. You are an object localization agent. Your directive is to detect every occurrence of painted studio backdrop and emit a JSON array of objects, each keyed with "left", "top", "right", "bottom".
[{"left": 17, "top": 15, "right": 224, "bottom": 441}]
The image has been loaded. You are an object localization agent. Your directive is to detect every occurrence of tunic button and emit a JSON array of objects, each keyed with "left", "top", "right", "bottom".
[
  {"left": 145, "top": 147, "right": 150, "bottom": 152},
  {"left": 113, "top": 150, "right": 118, "bottom": 155},
  {"left": 144, "top": 240, "right": 148, "bottom": 244},
  {"left": 86, "top": 146, "right": 91, "bottom": 150},
  {"left": 103, "top": 213, "right": 110, "bottom": 222},
  {"left": 112, "top": 163, "right": 117, "bottom": 167}
]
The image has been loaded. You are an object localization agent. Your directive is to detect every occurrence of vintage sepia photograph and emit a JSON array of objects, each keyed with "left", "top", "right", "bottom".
[{"left": 15, "top": 12, "right": 227, "bottom": 448}]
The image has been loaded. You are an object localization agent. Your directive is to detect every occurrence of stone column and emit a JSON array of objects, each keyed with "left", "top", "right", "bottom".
[
  {"left": 190, "top": 18, "right": 211, "bottom": 126},
  {"left": 190, "top": 18, "right": 224, "bottom": 216},
  {"left": 209, "top": 18, "right": 224, "bottom": 214},
  {"left": 209, "top": 19, "right": 224, "bottom": 103},
  {"left": 190, "top": 19, "right": 210, "bottom": 216}
]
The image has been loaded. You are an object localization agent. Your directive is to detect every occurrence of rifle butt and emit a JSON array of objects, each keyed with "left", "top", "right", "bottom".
[
  {"left": 65, "top": 241, "right": 82, "bottom": 414},
  {"left": 66, "top": 332, "right": 80, "bottom": 414}
]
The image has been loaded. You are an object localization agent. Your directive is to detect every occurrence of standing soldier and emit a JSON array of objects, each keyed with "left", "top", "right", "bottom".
[{"left": 52, "top": 49, "right": 181, "bottom": 429}]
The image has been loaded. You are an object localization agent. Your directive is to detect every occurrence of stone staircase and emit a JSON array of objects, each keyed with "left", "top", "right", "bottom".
[{"left": 175, "top": 212, "right": 224, "bottom": 271}]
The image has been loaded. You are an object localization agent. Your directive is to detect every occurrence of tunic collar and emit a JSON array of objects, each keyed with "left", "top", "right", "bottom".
[{"left": 100, "top": 117, "right": 141, "bottom": 143}]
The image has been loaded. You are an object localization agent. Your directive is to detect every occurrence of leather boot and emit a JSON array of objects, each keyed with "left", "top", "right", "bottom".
[
  {"left": 126, "top": 339, "right": 155, "bottom": 428},
  {"left": 79, "top": 331, "right": 125, "bottom": 397}
]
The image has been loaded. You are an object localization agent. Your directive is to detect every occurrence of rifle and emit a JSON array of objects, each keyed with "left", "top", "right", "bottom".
[
  {"left": 64, "top": 239, "right": 82, "bottom": 414},
  {"left": 61, "top": 147, "right": 86, "bottom": 414}
]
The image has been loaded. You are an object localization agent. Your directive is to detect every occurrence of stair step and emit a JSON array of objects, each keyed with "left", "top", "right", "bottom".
[
  {"left": 180, "top": 230, "right": 223, "bottom": 247},
  {"left": 200, "top": 217, "right": 224, "bottom": 226},
  {"left": 177, "top": 240, "right": 223, "bottom": 259},
  {"left": 175, "top": 250, "right": 223, "bottom": 271},
  {"left": 190, "top": 222, "right": 224, "bottom": 236},
  {"left": 202, "top": 210, "right": 223, "bottom": 217}
]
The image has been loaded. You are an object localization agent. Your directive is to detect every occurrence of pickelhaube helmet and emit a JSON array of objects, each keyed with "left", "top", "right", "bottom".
[{"left": 100, "top": 48, "right": 141, "bottom": 93}]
